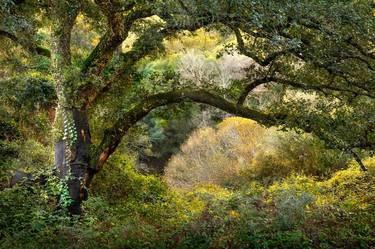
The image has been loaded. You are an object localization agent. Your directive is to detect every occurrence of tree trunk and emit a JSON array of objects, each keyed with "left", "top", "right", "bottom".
[{"left": 54, "top": 108, "right": 95, "bottom": 215}]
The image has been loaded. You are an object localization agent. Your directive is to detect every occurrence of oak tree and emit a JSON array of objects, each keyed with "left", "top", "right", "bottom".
[{"left": 1, "top": 0, "right": 374, "bottom": 214}]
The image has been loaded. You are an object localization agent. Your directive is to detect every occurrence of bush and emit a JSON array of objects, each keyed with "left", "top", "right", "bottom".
[
  {"left": 248, "top": 131, "right": 349, "bottom": 182},
  {"left": 90, "top": 154, "right": 167, "bottom": 203},
  {"left": 165, "top": 117, "right": 348, "bottom": 189},
  {"left": 165, "top": 117, "right": 265, "bottom": 189},
  {"left": 0, "top": 174, "right": 73, "bottom": 249},
  {"left": 0, "top": 119, "right": 20, "bottom": 141},
  {"left": 1, "top": 140, "right": 374, "bottom": 248},
  {"left": 1, "top": 156, "right": 374, "bottom": 248},
  {"left": 0, "top": 139, "right": 53, "bottom": 188}
]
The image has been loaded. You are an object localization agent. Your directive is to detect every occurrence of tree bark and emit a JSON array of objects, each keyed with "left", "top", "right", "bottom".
[{"left": 54, "top": 108, "right": 94, "bottom": 215}]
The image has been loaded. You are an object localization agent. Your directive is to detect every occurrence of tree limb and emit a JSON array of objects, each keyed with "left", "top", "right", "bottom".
[
  {"left": 349, "top": 149, "right": 368, "bottom": 172},
  {"left": 50, "top": 0, "right": 80, "bottom": 69},
  {"left": 81, "top": 18, "right": 215, "bottom": 108},
  {"left": 93, "top": 89, "right": 282, "bottom": 170},
  {"left": 0, "top": 29, "right": 51, "bottom": 57},
  {"left": 81, "top": 7, "right": 153, "bottom": 76},
  {"left": 232, "top": 27, "right": 293, "bottom": 67},
  {"left": 273, "top": 77, "right": 375, "bottom": 98},
  {"left": 237, "top": 76, "right": 275, "bottom": 105}
]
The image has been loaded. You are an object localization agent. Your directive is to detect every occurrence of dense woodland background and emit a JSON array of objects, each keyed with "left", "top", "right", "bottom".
[{"left": 0, "top": 0, "right": 375, "bottom": 248}]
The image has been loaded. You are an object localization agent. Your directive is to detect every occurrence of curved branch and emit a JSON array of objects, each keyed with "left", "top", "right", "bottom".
[
  {"left": 0, "top": 29, "right": 51, "bottom": 57},
  {"left": 92, "top": 89, "right": 282, "bottom": 170},
  {"left": 237, "top": 76, "right": 274, "bottom": 105},
  {"left": 81, "top": 19, "right": 214, "bottom": 108},
  {"left": 273, "top": 77, "right": 375, "bottom": 98},
  {"left": 80, "top": 26, "right": 165, "bottom": 108}
]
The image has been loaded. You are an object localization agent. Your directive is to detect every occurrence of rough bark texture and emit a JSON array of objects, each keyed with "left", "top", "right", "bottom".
[
  {"left": 54, "top": 108, "right": 94, "bottom": 214},
  {"left": 69, "top": 109, "right": 92, "bottom": 214}
]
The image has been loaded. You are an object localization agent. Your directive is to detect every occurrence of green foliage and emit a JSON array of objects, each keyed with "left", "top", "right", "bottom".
[
  {"left": 0, "top": 119, "right": 20, "bottom": 141},
  {"left": 165, "top": 117, "right": 349, "bottom": 189},
  {"left": 0, "top": 138, "right": 53, "bottom": 188},
  {"left": 15, "top": 78, "right": 56, "bottom": 112},
  {"left": 2, "top": 139, "right": 53, "bottom": 170},
  {"left": 0, "top": 76, "right": 55, "bottom": 143},
  {"left": 1, "top": 1, "right": 375, "bottom": 248},
  {"left": 276, "top": 94, "right": 375, "bottom": 153},
  {"left": 0, "top": 174, "right": 72, "bottom": 249},
  {"left": 249, "top": 130, "right": 349, "bottom": 182},
  {"left": 272, "top": 188, "right": 315, "bottom": 230},
  {"left": 1, "top": 153, "right": 375, "bottom": 248},
  {"left": 90, "top": 154, "right": 167, "bottom": 203}
]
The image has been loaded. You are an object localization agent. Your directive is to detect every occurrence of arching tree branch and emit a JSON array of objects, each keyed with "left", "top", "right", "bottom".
[
  {"left": 273, "top": 77, "right": 375, "bottom": 98},
  {"left": 92, "top": 89, "right": 282, "bottom": 170},
  {"left": 81, "top": 18, "right": 216, "bottom": 109},
  {"left": 80, "top": 27, "right": 165, "bottom": 108}
]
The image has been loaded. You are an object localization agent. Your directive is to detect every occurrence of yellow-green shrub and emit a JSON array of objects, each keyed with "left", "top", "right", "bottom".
[
  {"left": 248, "top": 131, "right": 348, "bottom": 182},
  {"left": 165, "top": 117, "right": 348, "bottom": 189},
  {"left": 165, "top": 117, "right": 265, "bottom": 189}
]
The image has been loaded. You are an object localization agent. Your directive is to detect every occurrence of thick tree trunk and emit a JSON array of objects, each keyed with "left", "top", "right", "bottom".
[{"left": 54, "top": 108, "right": 95, "bottom": 215}]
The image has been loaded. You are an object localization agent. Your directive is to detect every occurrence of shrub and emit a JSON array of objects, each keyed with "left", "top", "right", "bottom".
[
  {"left": 165, "top": 117, "right": 265, "bottom": 189},
  {"left": 165, "top": 117, "right": 348, "bottom": 189},
  {"left": 0, "top": 174, "right": 73, "bottom": 249},
  {"left": 272, "top": 188, "right": 315, "bottom": 230},
  {"left": 248, "top": 131, "right": 349, "bottom": 182}
]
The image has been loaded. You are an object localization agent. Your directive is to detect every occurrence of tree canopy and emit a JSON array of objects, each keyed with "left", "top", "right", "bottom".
[{"left": 1, "top": 0, "right": 374, "bottom": 213}]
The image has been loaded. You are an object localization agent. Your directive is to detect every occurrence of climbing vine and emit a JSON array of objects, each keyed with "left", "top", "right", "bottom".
[{"left": 62, "top": 108, "right": 77, "bottom": 168}]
